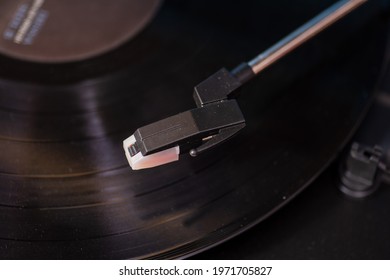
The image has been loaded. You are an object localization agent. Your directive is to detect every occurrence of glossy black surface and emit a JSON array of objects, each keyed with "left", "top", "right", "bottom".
[
  {"left": 194, "top": 166, "right": 390, "bottom": 259},
  {"left": 0, "top": 0, "right": 388, "bottom": 259},
  {"left": 195, "top": 74, "right": 390, "bottom": 259}
]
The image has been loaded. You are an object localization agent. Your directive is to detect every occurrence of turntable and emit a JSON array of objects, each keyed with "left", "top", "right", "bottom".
[{"left": 0, "top": 0, "right": 389, "bottom": 259}]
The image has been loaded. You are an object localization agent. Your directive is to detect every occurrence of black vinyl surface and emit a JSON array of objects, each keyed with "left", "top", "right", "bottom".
[
  {"left": 0, "top": 0, "right": 389, "bottom": 259},
  {"left": 197, "top": 57, "right": 390, "bottom": 260},
  {"left": 194, "top": 165, "right": 390, "bottom": 259}
]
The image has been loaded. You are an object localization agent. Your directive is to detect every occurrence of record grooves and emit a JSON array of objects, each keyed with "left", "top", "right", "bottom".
[{"left": 0, "top": 0, "right": 389, "bottom": 259}]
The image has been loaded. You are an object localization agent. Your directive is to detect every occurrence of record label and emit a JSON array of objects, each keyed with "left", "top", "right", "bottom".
[{"left": 0, "top": 0, "right": 161, "bottom": 63}]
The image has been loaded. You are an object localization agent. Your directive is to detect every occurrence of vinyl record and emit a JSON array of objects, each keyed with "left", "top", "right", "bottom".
[{"left": 0, "top": 0, "right": 388, "bottom": 259}]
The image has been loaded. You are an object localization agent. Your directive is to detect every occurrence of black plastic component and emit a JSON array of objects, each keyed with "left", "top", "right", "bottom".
[
  {"left": 193, "top": 68, "right": 242, "bottom": 107},
  {"left": 339, "top": 143, "right": 384, "bottom": 198},
  {"left": 134, "top": 99, "right": 245, "bottom": 156},
  {"left": 128, "top": 144, "right": 140, "bottom": 157},
  {"left": 132, "top": 67, "right": 247, "bottom": 157},
  {"left": 231, "top": 62, "right": 256, "bottom": 84},
  {"left": 189, "top": 123, "right": 245, "bottom": 157}
]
